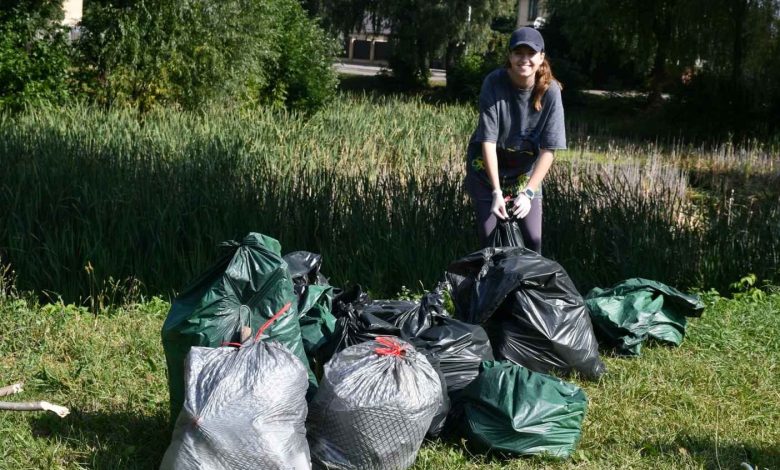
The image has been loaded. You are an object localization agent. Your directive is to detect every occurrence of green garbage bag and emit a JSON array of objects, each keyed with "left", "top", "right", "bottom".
[
  {"left": 455, "top": 361, "right": 587, "bottom": 459},
  {"left": 161, "top": 233, "right": 315, "bottom": 426},
  {"left": 584, "top": 277, "right": 705, "bottom": 356},
  {"left": 298, "top": 284, "right": 337, "bottom": 359},
  {"left": 283, "top": 250, "right": 338, "bottom": 373}
]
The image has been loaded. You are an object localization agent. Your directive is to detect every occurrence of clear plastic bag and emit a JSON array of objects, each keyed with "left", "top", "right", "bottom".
[
  {"left": 161, "top": 338, "right": 311, "bottom": 470},
  {"left": 307, "top": 337, "right": 442, "bottom": 470}
]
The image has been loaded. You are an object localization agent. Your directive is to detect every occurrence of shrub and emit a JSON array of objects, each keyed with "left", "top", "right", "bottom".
[
  {"left": 76, "top": 0, "right": 337, "bottom": 112},
  {"left": 446, "top": 48, "right": 504, "bottom": 103},
  {"left": 0, "top": 7, "right": 72, "bottom": 110}
]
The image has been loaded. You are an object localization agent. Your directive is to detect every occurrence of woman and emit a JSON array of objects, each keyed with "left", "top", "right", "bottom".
[{"left": 465, "top": 26, "right": 566, "bottom": 253}]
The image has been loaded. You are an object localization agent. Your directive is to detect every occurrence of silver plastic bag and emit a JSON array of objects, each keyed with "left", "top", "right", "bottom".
[
  {"left": 307, "top": 337, "right": 442, "bottom": 470},
  {"left": 161, "top": 340, "right": 311, "bottom": 470}
]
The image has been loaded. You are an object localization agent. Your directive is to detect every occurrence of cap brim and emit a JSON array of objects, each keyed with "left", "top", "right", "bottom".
[{"left": 510, "top": 41, "right": 543, "bottom": 53}]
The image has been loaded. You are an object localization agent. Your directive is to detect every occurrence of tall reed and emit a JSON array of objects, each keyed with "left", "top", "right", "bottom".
[{"left": 0, "top": 98, "right": 777, "bottom": 303}]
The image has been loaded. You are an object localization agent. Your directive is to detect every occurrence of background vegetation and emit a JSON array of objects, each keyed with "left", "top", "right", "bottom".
[
  {"left": 1, "top": 95, "right": 778, "bottom": 304},
  {"left": 1, "top": 0, "right": 338, "bottom": 113}
]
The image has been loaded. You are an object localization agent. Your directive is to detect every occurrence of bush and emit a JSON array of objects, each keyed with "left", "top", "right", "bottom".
[
  {"left": 76, "top": 0, "right": 337, "bottom": 112},
  {"left": 446, "top": 49, "right": 504, "bottom": 103},
  {"left": 0, "top": 7, "right": 72, "bottom": 110}
]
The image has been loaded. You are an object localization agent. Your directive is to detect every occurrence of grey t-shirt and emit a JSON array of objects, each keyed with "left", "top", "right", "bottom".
[{"left": 466, "top": 68, "right": 566, "bottom": 189}]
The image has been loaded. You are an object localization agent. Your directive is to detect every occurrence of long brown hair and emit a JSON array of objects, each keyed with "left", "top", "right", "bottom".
[
  {"left": 505, "top": 56, "right": 563, "bottom": 112},
  {"left": 532, "top": 57, "right": 562, "bottom": 112}
]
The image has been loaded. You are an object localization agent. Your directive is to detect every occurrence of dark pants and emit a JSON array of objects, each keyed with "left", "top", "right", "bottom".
[{"left": 465, "top": 173, "right": 543, "bottom": 253}]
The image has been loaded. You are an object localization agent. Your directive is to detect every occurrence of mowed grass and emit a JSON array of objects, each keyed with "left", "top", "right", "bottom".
[{"left": 1, "top": 291, "right": 778, "bottom": 470}]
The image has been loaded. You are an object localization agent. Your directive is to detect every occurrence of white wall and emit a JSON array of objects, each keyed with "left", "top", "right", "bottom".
[{"left": 62, "top": 0, "right": 83, "bottom": 27}]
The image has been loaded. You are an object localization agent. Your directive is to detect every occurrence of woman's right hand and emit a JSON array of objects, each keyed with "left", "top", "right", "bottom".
[{"left": 491, "top": 189, "right": 508, "bottom": 220}]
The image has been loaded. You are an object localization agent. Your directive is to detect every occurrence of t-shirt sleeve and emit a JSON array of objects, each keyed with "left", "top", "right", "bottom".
[
  {"left": 473, "top": 74, "right": 499, "bottom": 143},
  {"left": 539, "top": 82, "right": 566, "bottom": 150}
]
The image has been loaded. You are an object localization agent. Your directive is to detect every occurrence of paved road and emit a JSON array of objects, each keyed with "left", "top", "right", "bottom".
[
  {"left": 333, "top": 63, "right": 666, "bottom": 98},
  {"left": 334, "top": 62, "right": 446, "bottom": 84}
]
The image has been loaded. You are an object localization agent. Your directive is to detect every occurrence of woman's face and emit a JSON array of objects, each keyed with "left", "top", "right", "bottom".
[{"left": 508, "top": 45, "right": 544, "bottom": 83}]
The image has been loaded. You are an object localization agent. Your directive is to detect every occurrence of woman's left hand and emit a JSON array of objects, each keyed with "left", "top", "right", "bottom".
[{"left": 512, "top": 194, "right": 532, "bottom": 218}]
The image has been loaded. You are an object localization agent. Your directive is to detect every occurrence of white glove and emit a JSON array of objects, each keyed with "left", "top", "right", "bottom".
[
  {"left": 512, "top": 193, "right": 532, "bottom": 218},
  {"left": 491, "top": 189, "right": 508, "bottom": 220}
]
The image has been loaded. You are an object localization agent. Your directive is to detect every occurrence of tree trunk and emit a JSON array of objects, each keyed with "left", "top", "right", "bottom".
[
  {"left": 647, "top": 2, "right": 673, "bottom": 107},
  {"left": 516, "top": 0, "right": 524, "bottom": 28},
  {"left": 731, "top": 0, "right": 748, "bottom": 85}
]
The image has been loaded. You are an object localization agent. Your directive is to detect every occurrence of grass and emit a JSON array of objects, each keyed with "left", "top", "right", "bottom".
[{"left": 0, "top": 289, "right": 778, "bottom": 469}]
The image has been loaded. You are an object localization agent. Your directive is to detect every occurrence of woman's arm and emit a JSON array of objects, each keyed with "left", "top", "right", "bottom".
[
  {"left": 482, "top": 142, "right": 501, "bottom": 191},
  {"left": 512, "top": 149, "right": 555, "bottom": 218},
  {"left": 482, "top": 142, "right": 508, "bottom": 220},
  {"left": 525, "top": 148, "right": 555, "bottom": 191}
]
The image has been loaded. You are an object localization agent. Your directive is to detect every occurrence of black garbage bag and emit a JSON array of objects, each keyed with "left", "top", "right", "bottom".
[
  {"left": 446, "top": 247, "right": 605, "bottom": 379},
  {"left": 408, "top": 313, "right": 494, "bottom": 394},
  {"left": 284, "top": 251, "right": 329, "bottom": 291},
  {"left": 160, "top": 338, "right": 311, "bottom": 469},
  {"left": 585, "top": 277, "right": 705, "bottom": 356},
  {"left": 489, "top": 216, "right": 525, "bottom": 248},
  {"left": 307, "top": 337, "right": 442, "bottom": 470},
  {"left": 361, "top": 299, "right": 430, "bottom": 338},
  {"left": 325, "top": 308, "right": 401, "bottom": 361},
  {"left": 451, "top": 360, "right": 587, "bottom": 459},
  {"left": 325, "top": 288, "right": 494, "bottom": 394},
  {"left": 162, "top": 233, "right": 316, "bottom": 426},
  {"left": 321, "top": 288, "right": 492, "bottom": 438},
  {"left": 417, "top": 351, "right": 450, "bottom": 438}
]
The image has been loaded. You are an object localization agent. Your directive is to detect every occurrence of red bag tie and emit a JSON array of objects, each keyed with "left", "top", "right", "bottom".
[
  {"left": 255, "top": 302, "right": 293, "bottom": 341},
  {"left": 374, "top": 336, "right": 407, "bottom": 357},
  {"left": 221, "top": 302, "right": 293, "bottom": 347}
]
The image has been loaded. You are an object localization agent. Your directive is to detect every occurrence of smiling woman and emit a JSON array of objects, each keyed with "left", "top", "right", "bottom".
[{"left": 464, "top": 27, "right": 566, "bottom": 253}]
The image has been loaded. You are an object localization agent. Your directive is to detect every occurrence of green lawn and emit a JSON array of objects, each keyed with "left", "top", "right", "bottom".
[{"left": 0, "top": 291, "right": 778, "bottom": 469}]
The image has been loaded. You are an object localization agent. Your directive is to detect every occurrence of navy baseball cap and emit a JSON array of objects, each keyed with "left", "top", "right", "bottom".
[{"left": 509, "top": 27, "right": 544, "bottom": 53}]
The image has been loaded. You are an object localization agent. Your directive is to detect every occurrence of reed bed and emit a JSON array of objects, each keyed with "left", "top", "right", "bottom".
[{"left": 0, "top": 96, "right": 778, "bottom": 303}]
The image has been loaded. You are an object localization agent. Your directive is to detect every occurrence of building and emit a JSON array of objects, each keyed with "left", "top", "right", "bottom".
[
  {"left": 61, "top": 0, "right": 82, "bottom": 27},
  {"left": 516, "top": 0, "right": 547, "bottom": 28},
  {"left": 343, "top": 16, "right": 392, "bottom": 66}
]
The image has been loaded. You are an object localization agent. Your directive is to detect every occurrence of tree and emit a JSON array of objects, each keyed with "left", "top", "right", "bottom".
[
  {"left": 546, "top": 0, "right": 780, "bottom": 106},
  {"left": 319, "top": 0, "right": 510, "bottom": 87}
]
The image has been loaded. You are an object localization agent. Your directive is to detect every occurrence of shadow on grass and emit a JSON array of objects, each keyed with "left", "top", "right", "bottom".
[
  {"left": 31, "top": 407, "right": 170, "bottom": 469},
  {"left": 640, "top": 435, "right": 780, "bottom": 469}
]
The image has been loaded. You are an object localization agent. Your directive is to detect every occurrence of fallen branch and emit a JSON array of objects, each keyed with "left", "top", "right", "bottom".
[
  {"left": 0, "top": 382, "right": 23, "bottom": 398},
  {"left": 0, "top": 401, "right": 70, "bottom": 418},
  {"left": 0, "top": 382, "right": 70, "bottom": 418}
]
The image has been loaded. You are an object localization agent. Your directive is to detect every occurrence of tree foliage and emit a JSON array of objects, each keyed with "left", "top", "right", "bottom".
[
  {"left": 76, "top": 0, "right": 338, "bottom": 112},
  {"left": 546, "top": 0, "right": 780, "bottom": 110},
  {"left": 0, "top": 2, "right": 72, "bottom": 110},
  {"left": 317, "top": 0, "right": 512, "bottom": 87}
]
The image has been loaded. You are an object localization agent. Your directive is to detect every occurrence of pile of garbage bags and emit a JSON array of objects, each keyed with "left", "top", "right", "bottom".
[
  {"left": 445, "top": 247, "right": 606, "bottom": 379},
  {"left": 161, "top": 233, "right": 316, "bottom": 425},
  {"left": 160, "top": 232, "right": 705, "bottom": 468}
]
